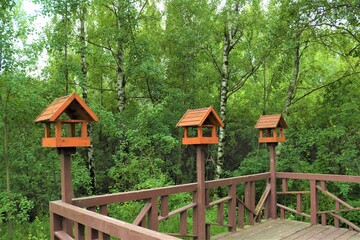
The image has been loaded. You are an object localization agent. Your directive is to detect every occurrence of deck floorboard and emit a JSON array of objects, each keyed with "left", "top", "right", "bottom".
[{"left": 211, "top": 220, "right": 360, "bottom": 240}]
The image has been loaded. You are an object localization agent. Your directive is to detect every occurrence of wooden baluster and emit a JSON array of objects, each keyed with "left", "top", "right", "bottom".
[
  {"left": 205, "top": 188, "right": 210, "bottom": 206},
  {"left": 335, "top": 201, "right": 340, "bottom": 228},
  {"left": 161, "top": 195, "right": 168, "bottom": 217},
  {"left": 180, "top": 211, "right": 187, "bottom": 235},
  {"left": 206, "top": 224, "right": 211, "bottom": 240},
  {"left": 98, "top": 232, "right": 110, "bottom": 240},
  {"left": 85, "top": 226, "right": 94, "bottom": 240},
  {"left": 280, "top": 207, "right": 285, "bottom": 220},
  {"left": 245, "top": 181, "right": 254, "bottom": 225},
  {"left": 217, "top": 202, "right": 224, "bottom": 225},
  {"left": 50, "top": 212, "right": 62, "bottom": 240},
  {"left": 228, "top": 184, "right": 236, "bottom": 231},
  {"left": 99, "top": 205, "right": 108, "bottom": 216},
  {"left": 251, "top": 181, "right": 256, "bottom": 223},
  {"left": 310, "top": 179, "right": 318, "bottom": 225},
  {"left": 282, "top": 178, "right": 288, "bottom": 192},
  {"left": 297, "top": 193, "right": 302, "bottom": 214},
  {"left": 320, "top": 181, "right": 327, "bottom": 226},
  {"left": 98, "top": 206, "right": 110, "bottom": 240},
  {"left": 238, "top": 201, "right": 245, "bottom": 229},
  {"left": 149, "top": 197, "right": 158, "bottom": 231},
  {"left": 280, "top": 178, "right": 287, "bottom": 219},
  {"left": 74, "top": 223, "right": 84, "bottom": 240},
  {"left": 88, "top": 207, "right": 99, "bottom": 239}
]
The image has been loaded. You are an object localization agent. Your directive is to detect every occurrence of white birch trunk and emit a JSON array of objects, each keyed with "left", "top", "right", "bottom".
[{"left": 216, "top": 27, "right": 231, "bottom": 179}]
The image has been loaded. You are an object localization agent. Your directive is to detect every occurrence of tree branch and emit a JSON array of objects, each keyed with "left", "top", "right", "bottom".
[
  {"left": 292, "top": 71, "right": 360, "bottom": 105},
  {"left": 228, "top": 54, "right": 268, "bottom": 96},
  {"left": 136, "top": 0, "right": 148, "bottom": 20},
  {"left": 85, "top": 38, "right": 114, "bottom": 54},
  {"left": 201, "top": 44, "right": 223, "bottom": 77}
]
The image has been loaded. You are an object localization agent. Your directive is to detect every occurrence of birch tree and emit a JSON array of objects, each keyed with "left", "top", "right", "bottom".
[{"left": 205, "top": 0, "right": 269, "bottom": 178}]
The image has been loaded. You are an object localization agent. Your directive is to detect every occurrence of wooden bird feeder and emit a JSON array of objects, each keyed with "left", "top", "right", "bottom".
[
  {"left": 34, "top": 93, "right": 98, "bottom": 148},
  {"left": 176, "top": 107, "right": 224, "bottom": 145},
  {"left": 255, "top": 114, "right": 287, "bottom": 143}
]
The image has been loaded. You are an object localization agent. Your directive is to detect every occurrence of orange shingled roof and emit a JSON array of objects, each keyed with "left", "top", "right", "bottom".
[
  {"left": 34, "top": 93, "right": 98, "bottom": 123},
  {"left": 176, "top": 106, "right": 224, "bottom": 127},
  {"left": 255, "top": 114, "right": 287, "bottom": 129}
]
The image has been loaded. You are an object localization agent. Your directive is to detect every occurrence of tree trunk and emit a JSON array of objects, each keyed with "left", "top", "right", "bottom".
[
  {"left": 216, "top": 24, "right": 231, "bottom": 179},
  {"left": 115, "top": 15, "right": 126, "bottom": 113},
  {"left": 64, "top": 1, "right": 69, "bottom": 95},
  {"left": 2, "top": 92, "right": 13, "bottom": 238},
  {"left": 79, "top": 2, "right": 96, "bottom": 195},
  {"left": 116, "top": 61, "right": 126, "bottom": 113},
  {"left": 284, "top": 37, "right": 301, "bottom": 115},
  {"left": 0, "top": 45, "right": 2, "bottom": 72}
]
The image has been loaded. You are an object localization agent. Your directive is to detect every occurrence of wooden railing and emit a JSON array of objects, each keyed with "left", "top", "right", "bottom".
[
  {"left": 50, "top": 172, "right": 270, "bottom": 239},
  {"left": 277, "top": 172, "right": 360, "bottom": 232},
  {"left": 50, "top": 200, "right": 180, "bottom": 240},
  {"left": 49, "top": 172, "right": 360, "bottom": 239}
]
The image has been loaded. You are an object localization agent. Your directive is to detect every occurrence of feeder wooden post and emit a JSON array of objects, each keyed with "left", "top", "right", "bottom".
[
  {"left": 59, "top": 148, "right": 75, "bottom": 236},
  {"left": 269, "top": 143, "right": 277, "bottom": 219},
  {"left": 35, "top": 93, "right": 98, "bottom": 238},
  {"left": 59, "top": 148, "right": 75, "bottom": 203},
  {"left": 255, "top": 114, "right": 288, "bottom": 220},
  {"left": 177, "top": 107, "right": 224, "bottom": 240},
  {"left": 196, "top": 145, "right": 206, "bottom": 240}
]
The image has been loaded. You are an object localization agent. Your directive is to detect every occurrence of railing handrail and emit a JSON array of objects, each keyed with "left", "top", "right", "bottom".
[
  {"left": 277, "top": 172, "right": 360, "bottom": 183},
  {"left": 73, "top": 172, "right": 270, "bottom": 208},
  {"left": 52, "top": 171, "right": 360, "bottom": 239},
  {"left": 50, "top": 201, "right": 181, "bottom": 240}
]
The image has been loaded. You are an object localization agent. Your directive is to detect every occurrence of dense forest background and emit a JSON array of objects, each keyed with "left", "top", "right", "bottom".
[{"left": 0, "top": 0, "right": 359, "bottom": 238}]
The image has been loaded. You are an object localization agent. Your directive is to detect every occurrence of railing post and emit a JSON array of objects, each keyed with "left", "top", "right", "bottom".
[
  {"left": 297, "top": 193, "right": 302, "bottom": 214},
  {"left": 245, "top": 181, "right": 255, "bottom": 225},
  {"left": 310, "top": 179, "right": 318, "bottom": 225},
  {"left": 50, "top": 211, "right": 62, "bottom": 240},
  {"left": 196, "top": 145, "right": 206, "bottom": 240},
  {"left": 228, "top": 184, "right": 236, "bottom": 232},
  {"left": 280, "top": 178, "right": 288, "bottom": 220},
  {"left": 149, "top": 197, "right": 159, "bottom": 231},
  {"left": 335, "top": 201, "right": 340, "bottom": 228},
  {"left": 74, "top": 222, "right": 85, "bottom": 240},
  {"left": 268, "top": 143, "right": 277, "bottom": 219},
  {"left": 238, "top": 200, "right": 244, "bottom": 228},
  {"left": 160, "top": 195, "right": 168, "bottom": 217},
  {"left": 320, "top": 181, "right": 326, "bottom": 226}
]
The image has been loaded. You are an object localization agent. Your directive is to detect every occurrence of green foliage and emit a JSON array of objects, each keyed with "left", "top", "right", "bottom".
[{"left": 0, "top": 192, "right": 34, "bottom": 224}]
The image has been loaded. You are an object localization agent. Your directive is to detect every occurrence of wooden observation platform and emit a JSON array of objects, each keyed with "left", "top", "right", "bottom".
[{"left": 34, "top": 100, "right": 360, "bottom": 240}]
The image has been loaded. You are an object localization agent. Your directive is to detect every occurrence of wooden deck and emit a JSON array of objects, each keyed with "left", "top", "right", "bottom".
[{"left": 212, "top": 220, "right": 360, "bottom": 240}]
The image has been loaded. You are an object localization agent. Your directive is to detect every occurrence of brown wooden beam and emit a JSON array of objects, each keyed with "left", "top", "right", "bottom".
[
  {"left": 277, "top": 172, "right": 360, "bottom": 183},
  {"left": 50, "top": 201, "right": 180, "bottom": 240},
  {"left": 72, "top": 173, "right": 270, "bottom": 208}
]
